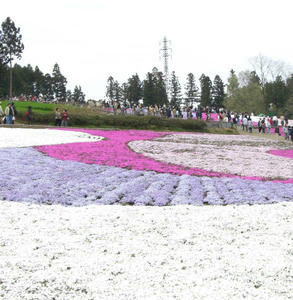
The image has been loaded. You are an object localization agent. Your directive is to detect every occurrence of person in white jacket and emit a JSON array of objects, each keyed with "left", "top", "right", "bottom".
[
  {"left": 242, "top": 116, "right": 248, "bottom": 131},
  {"left": 265, "top": 118, "right": 271, "bottom": 133}
]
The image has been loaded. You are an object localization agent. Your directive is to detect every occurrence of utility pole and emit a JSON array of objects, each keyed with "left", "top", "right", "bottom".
[{"left": 160, "top": 36, "right": 172, "bottom": 101}]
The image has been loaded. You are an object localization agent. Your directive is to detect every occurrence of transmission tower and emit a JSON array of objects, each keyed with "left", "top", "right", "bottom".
[{"left": 160, "top": 36, "right": 172, "bottom": 100}]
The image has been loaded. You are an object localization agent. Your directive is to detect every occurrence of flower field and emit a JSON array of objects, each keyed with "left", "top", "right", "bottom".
[
  {"left": 0, "top": 128, "right": 292, "bottom": 299},
  {"left": 2, "top": 128, "right": 292, "bottom": 206}
]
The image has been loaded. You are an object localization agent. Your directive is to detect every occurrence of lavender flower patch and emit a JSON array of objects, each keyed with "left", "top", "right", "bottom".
[{"left": 0, "top": 147, "right": 292, "bottom": 206}]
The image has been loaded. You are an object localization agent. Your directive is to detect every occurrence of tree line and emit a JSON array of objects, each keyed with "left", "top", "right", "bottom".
[
  {"left": 106, "top": 69, "right": 225, "bottom": 111},
  {"left": 106, "top": 56, "right": 293, "bottom": 118},
  {"left": 0, "top": 17, "right": 85, "bottom": 102}
]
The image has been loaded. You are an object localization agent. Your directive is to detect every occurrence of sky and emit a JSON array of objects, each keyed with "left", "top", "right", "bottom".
[{"left": 1, "top": 0, "right": 293, "bottom": 100}]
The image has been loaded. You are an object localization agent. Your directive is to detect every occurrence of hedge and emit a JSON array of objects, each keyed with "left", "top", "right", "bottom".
[{"left": 16, "top": 111, "right": 207, "bottom": 132}]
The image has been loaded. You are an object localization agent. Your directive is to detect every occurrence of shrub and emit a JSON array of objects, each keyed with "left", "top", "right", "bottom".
[{"left": 15, "top": 111, "right": 207, "bottom": 132}]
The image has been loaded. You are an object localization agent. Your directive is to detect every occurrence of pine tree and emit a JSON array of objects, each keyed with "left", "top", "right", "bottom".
[
  {"left": 227, "top": 69, "right": 239, "bottom": 96},
  {"left": 43, "top": 73, "right": 54, "bottom": 100},
  {"left": 66, "top": 90, "right": 72, "bottom": 102},
  {"left": 113, "top": 80, "right": 122, "bottom": 104},
  {"left": 127, "top": 74, "right": 142, "bottom": 106},
  {"left": 212, "top": 75, "right": 225, "bottom": 110},
  {"left": 185, "top": 73, "right": 198, "bottom": 106},
  {"left": 0, "top": 17, "right": 24, "bottom": 99},
  {"left": 0, "top": 62, "right": 7, "bottom": 97},
  {"left": 248, "top": 71, "right": 261, "bottom": 86},
  {"left": 52, "top": 63, "right": 67, "bottom": 101},
  {"left": 34, "top": 66, "right": 44, "bottom": 97},
  {"left": 72, "top": 85, "right": 85, "bottom": 103},
  {"left": 22, "top": 64, "right": 35, "bottom": 95},
  {"left": 264, "top": 76, "right": 289, "bottom": 110},
  {"left": 143, "top": 72, "right": 156, "bottom": 106},
  {"left": 199, "top": 74, "right": 212, "bottom": 107},
  {"left": 170, "top": 71, "right": 182, "bottom": 108},
  {"left": 120, "top": 82, "right": 129, "bottom": 106},
  {"left": 154, "top": 71, "right": 168, "bottom": 106},
  {"left": 106, "top": 76, "right": 115, "bottom": 105}
]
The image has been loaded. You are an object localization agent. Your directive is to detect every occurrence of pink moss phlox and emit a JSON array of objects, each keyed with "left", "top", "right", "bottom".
[
  {"left": 268, "top": 149, "right": 293, "bottom": 159},
  {"left": 35, "top": 129, "right": 292, "bottom": 184}
]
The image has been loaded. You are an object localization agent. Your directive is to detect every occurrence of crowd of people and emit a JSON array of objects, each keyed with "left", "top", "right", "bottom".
[
  {"left": 7, "top": 95, "right": 59, "bottom": 103},
  {"left": 102, "top": 102, "right": 217, "bottom": 120},
  {"left": 0, "top": 100, "right": 292, "bottom": 141},
  {"left": 218, "top": 110, "right": 292, "bottom": 140},
  {"left": 101, "top": 102, "right": 292, "bottom": 141}
]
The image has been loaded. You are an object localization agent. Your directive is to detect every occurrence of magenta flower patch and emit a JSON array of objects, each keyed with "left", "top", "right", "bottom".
[{"left": 268, "top": 149, "right": 293, "bottom": 159}]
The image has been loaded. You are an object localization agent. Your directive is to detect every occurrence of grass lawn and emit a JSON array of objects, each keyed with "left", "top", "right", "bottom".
[
  {"left": 0, "top": 100, "right": 59, "bottom": 114},
  {"left": 0, "top": 100, "right": 86, "bottom": 114}
]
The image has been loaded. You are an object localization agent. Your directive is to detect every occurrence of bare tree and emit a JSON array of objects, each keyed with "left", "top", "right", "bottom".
[
  {"left": 268, "top": 60, "right": 292, "bottom": 80},
  {"left": 249, "top": 53, "right": 293, "bottom": 92},
  {"left": 249, "top": 54, "right": 271, "bottom": 92}
]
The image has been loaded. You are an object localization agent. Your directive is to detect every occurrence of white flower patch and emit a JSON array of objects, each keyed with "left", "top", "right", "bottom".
[
  {"left": 0, "top": 201, "right": 292, "bottom": 299},
  {"left": 0, "top": 128, "right": 103, "bottom": 148}
]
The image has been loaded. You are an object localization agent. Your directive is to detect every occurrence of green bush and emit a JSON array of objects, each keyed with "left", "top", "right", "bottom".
[{"left": 15, "top": 111, "right": 207, "bottom": 132}]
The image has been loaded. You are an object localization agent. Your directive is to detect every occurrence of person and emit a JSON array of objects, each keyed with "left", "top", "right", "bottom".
[
  {"left": 247, "top": 117, "right": 253, "bottom": 133},
  {"left": 154, "top": 105, "right": 159, "bottom": 117},
  {"left": 25, "top": 106, "right": 33, "bottom": 125},
  {"left": 227, "top": 111, "right": 231, "bottom": 123},
  {"left": 166, "top": 107, "right": 171, "bottom": 118},
  {"left": 287, "top": 126, "right": 292, "bottom": 141},
  {"left": 0, "top": 102, "right": 4, "bottom": 124},
  {"left": 218, "top": 112, "right": 224, "bottom": 127},
  {"left": 11, "top": 103, "right": 17, "bottom": 124},
  {"left": 182, "top": 108, "right": 187, "bottom": 120},
  {"left": 261, "top": 118, "right": 266, "bottom": 133},
  {"left": 273, "top": 115, "right": 278, "bottom": 127},
  {"left": 55, "top": 108, "right": 62, "bottom": 126},
  {"left": 242, "top": 115, "right": 248, "bottom": 131},
  {"left": 275, "top": 124, "right": 280, "bottom": 136},
  {"left": 206, "top": 111, "right": 211, "bottom": 121},
  {"left": 172, "top": 107, "right": 176, "bottom": 119},
  {"left": 257, "top": 118, "right": 262, "bottom": 133},
  {"left": 149, "top": 105, "right": 154, "bottom": 116},
  {"left": 4, "top": 103, "right": 14, "bottom": 125},
  {"left": 232, "top": 115, "right": 237, "bottom": 127},
  {"left": 265, "top": 118, "right": 271, "bottom": 133},
  {"left": 283, "top": 126, "right": 289, "bottom": 140},
  {"left": 196, "top": 110, "right": 200, "bottom": 119},
  {"left": 61, "top": 109, "right": 69, "bottom": 126}
]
